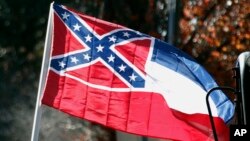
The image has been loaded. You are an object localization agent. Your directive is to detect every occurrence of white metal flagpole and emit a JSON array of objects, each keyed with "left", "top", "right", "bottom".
[{"left": 31, "top": 2, "right": 54, "bottom": 141}]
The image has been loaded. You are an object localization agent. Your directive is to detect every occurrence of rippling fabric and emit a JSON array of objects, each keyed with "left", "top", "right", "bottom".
[{"left": 42, "top": 3, "right": 235, "bottom": 141}]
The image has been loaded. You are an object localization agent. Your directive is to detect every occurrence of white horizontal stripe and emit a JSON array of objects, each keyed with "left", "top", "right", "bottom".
[{"left": 144, "top": 61, "right": 218, "bottom": 116}]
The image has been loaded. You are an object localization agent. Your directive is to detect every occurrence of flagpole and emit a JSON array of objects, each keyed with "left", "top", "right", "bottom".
[{"left": 31, "top": 3, "right": 53, "bottom": 141}]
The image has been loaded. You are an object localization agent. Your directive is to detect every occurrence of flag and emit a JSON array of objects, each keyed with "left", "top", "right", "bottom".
[{"left": 41, "top": 3, "right": 235, "bottom": 141}]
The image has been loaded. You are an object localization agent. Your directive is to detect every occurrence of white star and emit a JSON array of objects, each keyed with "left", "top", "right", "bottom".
[
  {"left": 58, "top": 61, "right": 66, "bottom": 68},
  {"left": 129, "top": 73, "right": 138, "bottom": 81},
  {"left": 109, "top": 36, "right": 116, "bottom": 43},
  {"left": 62, "top": 12, "right": 70, "bottom": 20},
  {"left": 85, "top": 34, "right": 92, "bottom": 42},
  {"left": 70, "top": 56, "right": 79, "bottom": 64},
  {"left": 118, "top": 64, "right": 126, "bottom": 72},
  {"left": 107, "top": 54, "right": 115, "bottom": 62},
  {"left": 123, "top": 32, "right": 130, "bottom": 38},
  {"left": 136, "top": 31, "right": 142, "bottom": 35},
  {"left": 96, "top": 44, "right": 104, "bottom": 52},
  {"left": 83, "top": 53, "right": 91, "bottom": 61},
  {"left": 73, "top": 23, "right": 81, "bottom": 31}
]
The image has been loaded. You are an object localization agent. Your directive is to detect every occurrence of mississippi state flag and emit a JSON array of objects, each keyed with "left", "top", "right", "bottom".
[{"left": 42, "top": 3, "right": 235, "bottom": 141}]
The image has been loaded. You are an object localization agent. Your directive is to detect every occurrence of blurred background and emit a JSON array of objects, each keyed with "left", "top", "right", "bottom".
[{"left": 0, "top": 0, "right": 249, "bottom": 140}]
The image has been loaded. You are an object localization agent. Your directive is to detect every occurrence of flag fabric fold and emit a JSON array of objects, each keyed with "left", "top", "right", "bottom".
[{"left": 42, "top": 3, "right": 235, "bottom": 141}]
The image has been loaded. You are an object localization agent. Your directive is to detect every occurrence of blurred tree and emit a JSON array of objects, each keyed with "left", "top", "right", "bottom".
[
  {"left": 0, "top": 0, "right": 51, "bottom": 140},
  {"left": 178, "top": 0, "right": 250, "bottom": 86},
  {"left": 102, "top": 0, "right": 170, "bottom": 40}
]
